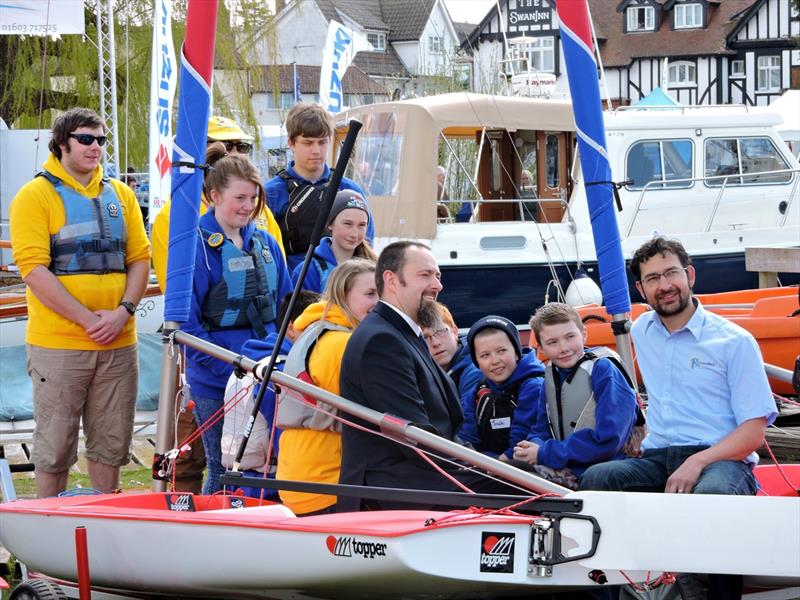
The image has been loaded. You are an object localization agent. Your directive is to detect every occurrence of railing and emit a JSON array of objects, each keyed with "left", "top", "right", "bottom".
[
  {"left": 613, "top": 103, "right": 752, "bottom": 115},
  {"left": 168, "top": 329, "right": 571, "bottom": 496},
  {"left": 625, "top": 167, "right": 800, "bottom": 236},
  {"left": 460, "top": 196, "right": 572, "bottom": 225}
]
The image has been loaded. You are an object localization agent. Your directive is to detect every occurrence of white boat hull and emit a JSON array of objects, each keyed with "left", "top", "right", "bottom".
[{"left": 1, "top": 492, "right": 798, "bottom": 598}]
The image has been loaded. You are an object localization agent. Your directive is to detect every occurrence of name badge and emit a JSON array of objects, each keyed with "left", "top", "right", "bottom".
[
  {"left": 228, "top": 256, "right": 255, "bottom": 272},
  {"left": 490, "top": 417, "right": 511, "bottom": 430}
]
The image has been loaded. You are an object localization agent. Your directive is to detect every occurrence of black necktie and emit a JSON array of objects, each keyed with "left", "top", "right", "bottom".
[{"left": 417, "top": 333, "right": 429, "bottom": 353}]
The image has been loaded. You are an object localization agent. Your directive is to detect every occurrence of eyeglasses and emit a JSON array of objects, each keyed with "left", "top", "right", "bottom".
[
  {"left": 422, "top": 327, "right": 450, "bottom": 343},
  {"left": 641, "top": 266, "right": 689, "bottom": 287},
  {"left": 222, "top": 141, "right": 252, "bottom": 154},
  {"left": 69, "top": 133, "right": 107, "bottom": 147}
]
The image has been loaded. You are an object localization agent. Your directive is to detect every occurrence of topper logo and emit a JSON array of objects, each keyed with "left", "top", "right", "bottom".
[
  {"left": 166, "top": 494, "right": 193, "bottom": 512},
  {"left": 480, "top": 532, "right": 515, "bottom": 573},
  {"left": 326, "top": 536, "right": 387, "bottom": 559}
]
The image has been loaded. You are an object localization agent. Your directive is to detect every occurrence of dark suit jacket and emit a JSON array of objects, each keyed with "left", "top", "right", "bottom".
[{"left": 338, "top": 301, "right": 464, "bottom": 511}]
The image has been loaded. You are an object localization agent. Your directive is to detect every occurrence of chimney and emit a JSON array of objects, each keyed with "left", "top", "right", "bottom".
[{"left": 275, "top": 0, "right": 286, "bottom": 14}]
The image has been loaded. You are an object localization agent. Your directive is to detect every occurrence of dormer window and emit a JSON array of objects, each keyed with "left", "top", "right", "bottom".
[
  {"left": 366, "top": 31, "right": 386, "bottom": 52},
  {"left": 627, "top": 5, "right": 655, "bottom": 31},
  {"left": 674, "top": 3, "right": 703, "bottom": 29}
]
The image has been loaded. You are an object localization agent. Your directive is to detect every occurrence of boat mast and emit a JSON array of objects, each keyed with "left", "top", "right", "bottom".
[
  {"left": 556, "top": 1, "right": 636, "bottom": 377},
  {"left": 153, "top": 0, "right": 219, "bottom": 492},
  {"left": 96, "top": 0, "right": 120, "bottom": 174}
]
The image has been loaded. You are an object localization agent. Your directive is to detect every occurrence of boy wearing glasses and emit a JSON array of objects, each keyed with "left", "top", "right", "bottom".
[
  {"left": 265, "top": 102, "right": 373, "bottom": 270},
  {"left": 9, "top": 107, "right": 151, "bottom": 497},
  {"left": 419, "top": 301, "right": 483, "bottom": 426},
  {"left": 580, "top": 236, "right": 777, "bottom": 598}
]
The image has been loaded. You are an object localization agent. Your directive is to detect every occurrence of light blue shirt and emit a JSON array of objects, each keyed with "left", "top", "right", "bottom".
[{"left": 632, "top": 300, "right": 777, "bottom": 464}]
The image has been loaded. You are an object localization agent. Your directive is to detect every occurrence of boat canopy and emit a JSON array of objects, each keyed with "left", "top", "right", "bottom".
[{"left": 334, "top": 93, "right": 576, "bottom": 239}]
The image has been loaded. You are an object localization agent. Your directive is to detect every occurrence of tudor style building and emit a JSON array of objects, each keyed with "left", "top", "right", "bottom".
[{"left": 461, "top": 0, "right": 799, "bottom": 105}]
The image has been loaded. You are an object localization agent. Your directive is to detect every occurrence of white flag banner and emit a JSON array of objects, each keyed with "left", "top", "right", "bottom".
[
  {"left": 0, "top": 0, "right": 85, "bottom": 36},
  {"left": 148, "top": 0, "right": 177, "bottom": 223},
  {"left": 319, "top": 20, "right": 372, "bottom": 114}
]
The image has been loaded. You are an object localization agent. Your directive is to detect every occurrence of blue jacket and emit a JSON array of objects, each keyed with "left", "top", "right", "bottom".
[
  {"left": 291, "top": 236, "right": 337, "bottom": 294},
  {"left": 527, "top": 349, "right": 637, "bottom": 476},
  {"left": 448, "top": 337, "right": 483, "bottom": 432},
  {"left": 184, "top": 211, "right": 293, "bottom": 398},
  {"left": 461, "top": 349, "right": 545, "bottom": 460},
  {"left": 265, "top": 162, "right": 372, "bottom": 270},
  {"left": 240, "top": 332, "right": 294, "bottom": 448}
]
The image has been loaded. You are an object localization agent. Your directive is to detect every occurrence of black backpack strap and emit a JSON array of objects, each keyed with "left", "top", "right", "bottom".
[{"left": 277, "top": 168, "right": 300, "bottom": 192}]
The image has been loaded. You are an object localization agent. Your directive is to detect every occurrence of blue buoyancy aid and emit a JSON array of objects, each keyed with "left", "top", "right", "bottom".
[
  {"left": 39, "top": 170, "right": 127, "bottom": 275},
  {"left": 200, "top": 229, "right": 279, "bottom": 338}
]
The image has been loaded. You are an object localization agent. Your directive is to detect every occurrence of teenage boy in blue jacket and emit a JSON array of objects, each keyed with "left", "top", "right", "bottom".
[
  {"left": 264, "top": 103, "right": 373, "bottom": 270},
  {"left": 463, "top": 315, "right": 545, "bottom": 461},
  {"left": 513, "top": 303, "right": 639, "bottom": 489}
]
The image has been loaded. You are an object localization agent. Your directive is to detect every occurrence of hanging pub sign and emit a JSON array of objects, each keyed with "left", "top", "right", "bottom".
[{"left": 508, "top": 0, "right": 553, "bottom": 31}]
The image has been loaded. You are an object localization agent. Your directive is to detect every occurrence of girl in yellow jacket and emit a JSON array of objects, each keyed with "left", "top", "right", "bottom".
[{"left": 275, "top": 258, "right": 377, "bottom": 515}]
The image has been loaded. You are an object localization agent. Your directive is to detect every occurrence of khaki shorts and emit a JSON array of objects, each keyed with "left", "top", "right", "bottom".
[{"left": 27, "top": 344, "right": 138, "bottom": 472}]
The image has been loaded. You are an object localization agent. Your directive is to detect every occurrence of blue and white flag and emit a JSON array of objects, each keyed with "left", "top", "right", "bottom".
[
  {"left": 293, "top": 64, "right": 302, "bottom": 103},
  {"left": 318, "top": 20, "right": 371, "bottom": 114},
  {"left": 148, "top": 0, "right": 177, "bottom": 224}
]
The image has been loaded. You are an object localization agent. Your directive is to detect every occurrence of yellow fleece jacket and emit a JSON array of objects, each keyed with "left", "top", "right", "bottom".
[
  {"left": 10, "top": 154, "right": 151, "bottom": 350},
  {"left": 151, "top": 195, "right": 284, "bottom": 292},
  {"left": 277, "top": 301, "right": 354, "bottom": 515}
]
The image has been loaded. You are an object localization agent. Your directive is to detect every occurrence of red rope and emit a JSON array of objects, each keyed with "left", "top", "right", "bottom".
[{"left": 762, "top": 438, "right": 800, "bottom": 496}]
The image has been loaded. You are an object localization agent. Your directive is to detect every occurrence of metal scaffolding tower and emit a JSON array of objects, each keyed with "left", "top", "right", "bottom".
[{"left": 96, "top": 0, "right": 120, "bottom": 175}]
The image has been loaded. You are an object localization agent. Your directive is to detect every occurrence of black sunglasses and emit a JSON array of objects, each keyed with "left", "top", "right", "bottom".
[
  {"left": 222, "top": 141, "right": 252, "bottom": 154},
  {"left": 69, "top": 133, "right": 107, "bottom": 147}
]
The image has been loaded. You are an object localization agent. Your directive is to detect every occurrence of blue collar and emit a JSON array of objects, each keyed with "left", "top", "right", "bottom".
[{"left": 287, "top": 161, "right": 331, "bottom": 186}]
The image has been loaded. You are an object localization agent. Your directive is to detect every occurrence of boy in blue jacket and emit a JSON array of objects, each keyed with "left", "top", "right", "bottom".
[
  {"left": 513, "top": 303, "right": 640, "bottom": 489},
  {"left": 463, "top": 315, "right": 545, "bottom": 461}
]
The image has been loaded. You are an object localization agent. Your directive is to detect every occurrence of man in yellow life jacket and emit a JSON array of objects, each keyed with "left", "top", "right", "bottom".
[
  {"left": 150, "top": 115, "right": 284, "bottom": 494},
  {"left": 10, "top": 107, "right": 151, "bottom": 497}
]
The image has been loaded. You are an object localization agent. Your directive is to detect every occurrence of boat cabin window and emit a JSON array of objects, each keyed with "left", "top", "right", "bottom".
[
  {"left": 625, "top": 139, "right": 693, "bottom": 190},
  {"left": 349, "top": 112, "right": 403, "bottom": 196},
  {"left": 704, "top": 137, "right": 791, "bottom": 186}
]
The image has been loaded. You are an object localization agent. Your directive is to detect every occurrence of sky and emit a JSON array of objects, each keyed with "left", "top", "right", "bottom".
[{"left": 443, "top": 0, "right": 494, "bottom": 25}]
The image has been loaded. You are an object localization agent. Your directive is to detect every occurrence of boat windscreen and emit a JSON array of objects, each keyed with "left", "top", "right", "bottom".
[{"left": 349, "top": 112, "right": 404, "bottom": 198}]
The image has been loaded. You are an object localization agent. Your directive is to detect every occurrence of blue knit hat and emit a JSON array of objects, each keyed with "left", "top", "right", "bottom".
[
  {"left": 467, "top": 315, "right": 521, "bottom": 364},
  {"left": 327, "top": 190, "right": 370, "bottom": 226}
]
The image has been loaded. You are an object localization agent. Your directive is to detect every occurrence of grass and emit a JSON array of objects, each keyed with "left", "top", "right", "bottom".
[{"left": 10, "top": 465, "right": 153, "bottom": 499}]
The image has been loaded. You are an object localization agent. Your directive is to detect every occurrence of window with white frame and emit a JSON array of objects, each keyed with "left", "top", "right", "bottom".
[
  {"left": 627, "top": 5, "right": 655, "bottom": 31},
  {"left": 527, "top": 37, "right": 555, "bottom": 72},
  {"left": 668, "top": 61, "right": 696, "bottom": 86},
  {"left": 730, "top": 59, "right": 745, "bottom": 79},
  {"left": 429, "top": 35, "right": 443, "bottom": 54},
  {"left": 757, "top": 55, "right": 781, "bottom": 91},
  {"left": 366, "top": 32, "right": 386, "bottom": 52},
  {"left": 674, "top": 3, "right": 702, "bottom": 29}
]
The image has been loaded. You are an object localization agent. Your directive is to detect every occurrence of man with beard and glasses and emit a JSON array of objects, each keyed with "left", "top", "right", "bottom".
[
  {"left": 338, "top": 241, "right": 519, "bottom": 511},
  {"left": 580, "top": 236, "right": 777, "bottom": 600}
]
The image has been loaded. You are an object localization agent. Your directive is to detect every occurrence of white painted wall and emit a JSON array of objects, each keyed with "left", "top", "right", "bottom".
[
  {"left": 248, "top": 0, "right": 329, "bottom": 67},
  {"left": 417, "top": 1, "right": 458, "bottom": 75},
  {"left": 394, "top": 40, "right": 419, "bottom": 73}
]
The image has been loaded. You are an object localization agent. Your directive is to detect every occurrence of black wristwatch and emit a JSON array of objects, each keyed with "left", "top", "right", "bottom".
[{"left": 119, "top": 301, "right": 136, "bottom": 316}]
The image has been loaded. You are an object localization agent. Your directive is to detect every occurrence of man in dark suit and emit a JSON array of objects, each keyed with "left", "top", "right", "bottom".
[{"left": 338, "top": 241, "right": 511, "bottom": 511}]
